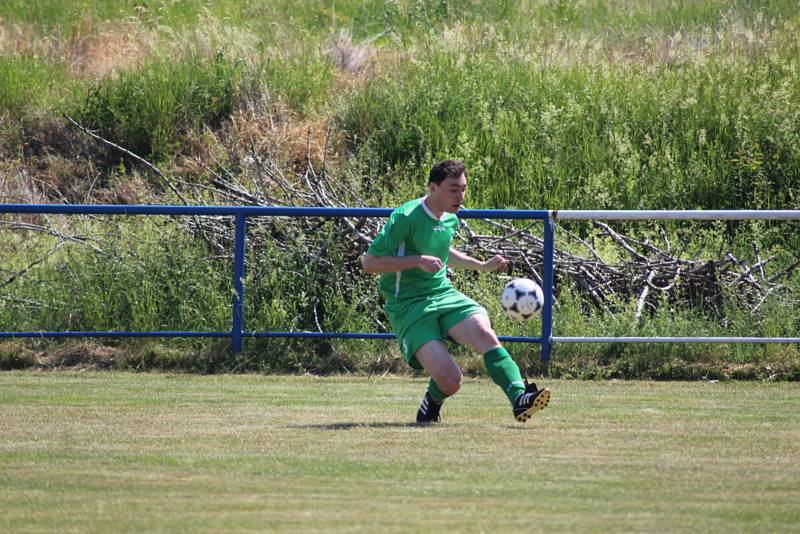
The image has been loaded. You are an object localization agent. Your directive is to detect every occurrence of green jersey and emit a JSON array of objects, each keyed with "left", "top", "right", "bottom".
[{"left": 367, "top": 197, "right": 459, "bottom": 302}]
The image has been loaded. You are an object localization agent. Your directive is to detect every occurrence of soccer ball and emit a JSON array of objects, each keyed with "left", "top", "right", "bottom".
[{"left": 501, "top": 278, "right": 544, "bottom": 321}]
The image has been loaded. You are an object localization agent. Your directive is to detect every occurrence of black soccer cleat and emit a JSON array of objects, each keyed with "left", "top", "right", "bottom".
[
  {"left": 513, "top": 380, "right": 550, "bottom": 422},
  {"left": 416, "top": 389, "right": 443, "bottom": 424}
]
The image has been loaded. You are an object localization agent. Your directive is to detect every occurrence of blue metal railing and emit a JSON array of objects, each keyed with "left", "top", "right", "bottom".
[
  {"left": 0, "top": 204, "right": 553, "bottom": 358},
  {"left": 2, "top": 204, "right": 799, "bottom": 363}
]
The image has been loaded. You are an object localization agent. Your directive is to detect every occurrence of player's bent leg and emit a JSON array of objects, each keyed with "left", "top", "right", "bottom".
[
  {"left": 415, "top": 340, "right": 462, "bottom": 396},
  {"left": 414, "top": 340, "right": 461, "bottom": 423},
  {"left": 448, "top": 314, "right": 524, "bottom": 401},
  {"left": 446, "top": 313, "right": 500, "bottom": 354},
  {"left": 448, "top": 314, "right": 550, "bottom": 421}
]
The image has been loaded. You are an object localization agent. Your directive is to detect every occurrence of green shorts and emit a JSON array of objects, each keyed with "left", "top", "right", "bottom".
[{"left": 384, "top": 287, "right": 488, "bottom": 370}]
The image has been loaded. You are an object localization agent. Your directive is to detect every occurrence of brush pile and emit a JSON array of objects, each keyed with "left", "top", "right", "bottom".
[{"left": 176, "top": 130, "right": 799, "bottom": 318}]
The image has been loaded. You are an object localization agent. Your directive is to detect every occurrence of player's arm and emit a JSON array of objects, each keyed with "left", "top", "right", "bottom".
[
  {"left": 448, "top": 247, "right": 509, "bottom": 273},
  {"left": 362, "top": 253, "right": 442, "bottom": 274}
]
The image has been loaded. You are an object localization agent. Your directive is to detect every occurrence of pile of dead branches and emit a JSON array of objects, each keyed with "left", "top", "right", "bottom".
[
  {"left": 170, "top": 127, "right": 798, "bottom": 319},
  {"left": 461, "top": 218, "right": 799, "bottom": 317}
]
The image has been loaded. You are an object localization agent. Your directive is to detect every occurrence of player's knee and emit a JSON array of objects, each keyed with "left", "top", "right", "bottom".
[
  {"left": 481, "top": 325, "right": 500, "bottom": 344},
  {"left": 475, "top": 324, "right": 500, "bottom": 352},
  {"left": 438, "top": 370, "right": 462, "bottom": 396}
]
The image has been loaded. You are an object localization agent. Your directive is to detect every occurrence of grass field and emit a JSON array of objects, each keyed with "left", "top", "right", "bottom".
[{"left": 1, "top": 372, "right": 798, "bottom": 532}]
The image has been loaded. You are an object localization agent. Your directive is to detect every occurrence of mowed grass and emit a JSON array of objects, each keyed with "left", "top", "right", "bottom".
[{"left": 1, "top": 372, "right": 799, "bottom": 532}]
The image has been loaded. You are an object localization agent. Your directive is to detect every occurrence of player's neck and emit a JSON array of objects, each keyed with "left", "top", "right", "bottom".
[{"left": 422, "top": 195, "right": 444, "bottom": 219}]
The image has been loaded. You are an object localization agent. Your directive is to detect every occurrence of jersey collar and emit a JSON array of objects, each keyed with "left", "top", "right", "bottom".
[{"left": 420, "top": 196, "right": 444, "bottom": 221}]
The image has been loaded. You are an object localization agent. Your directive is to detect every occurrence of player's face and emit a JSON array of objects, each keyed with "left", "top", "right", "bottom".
[{"left": 430, "top": 173, "right": 467, "bottom": 213}]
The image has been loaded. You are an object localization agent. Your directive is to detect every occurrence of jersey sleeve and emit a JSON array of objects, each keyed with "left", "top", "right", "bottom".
[{"left": 367, "top": 211, "right": 411, "bottom": 257}]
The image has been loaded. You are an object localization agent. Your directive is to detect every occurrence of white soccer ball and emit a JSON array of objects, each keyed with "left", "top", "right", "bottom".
[{"left": 501, "top": 278, "right": 544, "bottom": 321}]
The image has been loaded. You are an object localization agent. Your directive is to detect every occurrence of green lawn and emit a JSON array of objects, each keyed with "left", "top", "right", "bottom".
[{"left": 1, "top": 372, "right": 798, "bottom": 532}]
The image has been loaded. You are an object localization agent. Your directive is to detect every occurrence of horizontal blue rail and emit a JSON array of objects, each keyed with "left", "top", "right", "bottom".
[
  {"left": 244, "top": 332, "right": 545, "bottom": 343},
  {"left": 7, "top": 204, "right": 800, "bottom": 220},
  {"left": 555, "top": 210, "right": 800, "bottom": 220},
  {"left": 0, "top": 204, "right": 550, "bottom": 220},
  {"left": 0, "top": 331, "right": 229, "bottom": 338},
  {"left": 0, "top": 330, "right": 544, "bottom": 344},
  {"left": 554, "top": 336, "right": 800, "bottom": 343}
]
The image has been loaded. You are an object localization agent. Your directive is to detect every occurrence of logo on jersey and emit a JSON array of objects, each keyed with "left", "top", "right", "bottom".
[{"left": 433, "top": 224, "right": 448, "bottom": 232}]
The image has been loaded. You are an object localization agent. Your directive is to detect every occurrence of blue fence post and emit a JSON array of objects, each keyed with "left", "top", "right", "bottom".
[
  {"left": 541, "top": 214, "right": 555, "bottom": 364},
  {"left": 232, "top": 213, "right": 247, "bottom": 353}
]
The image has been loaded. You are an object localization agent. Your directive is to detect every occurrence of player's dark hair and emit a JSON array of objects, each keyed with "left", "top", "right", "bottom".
[{"left": 429, "top": 160, "right": 466, "bottom": 185}]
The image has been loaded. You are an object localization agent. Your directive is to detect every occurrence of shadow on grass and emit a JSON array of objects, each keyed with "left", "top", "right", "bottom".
[
  {"left": 288, "top": 422, "right": 428, "bottom": 430},
  {"left": 290, "top": 422, "right": 540, "bottom": 430}
]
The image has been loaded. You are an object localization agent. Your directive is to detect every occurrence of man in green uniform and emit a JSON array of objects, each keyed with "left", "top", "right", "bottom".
[{"left": 362, "top": 160, "right": 551, "bottom": 423}]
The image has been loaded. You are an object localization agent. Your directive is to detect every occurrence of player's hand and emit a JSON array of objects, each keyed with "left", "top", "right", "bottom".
[
  {"left": 482, "top": 254, "right": 509, "bottom": 273},
  {"left": 418, "top": 255, "right": 443, "bottom": 273}
]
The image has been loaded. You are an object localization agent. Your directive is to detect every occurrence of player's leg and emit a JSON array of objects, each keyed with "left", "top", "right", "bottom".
[
  {"left": 447, "top": 314, "right": 525, "bottom": 402},
  {"left": 415, "top": 339, "right": 462, "bottom": 397},
  {"left": 385, "top": 298, "right": 453, "bottom": 422},
  {"left": 447, "top": 313, "right": 550, "bottom": 421},
  {"left": 445, "top": 312, "right": 501, "bottom": 354},
  {"left": 413, "top": 340, "right": 462, "bottom": 423}
]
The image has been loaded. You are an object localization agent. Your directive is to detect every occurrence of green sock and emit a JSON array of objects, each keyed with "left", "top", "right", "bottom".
[
  {"left": 428, "top": 378, "right": 447, "bottom": 403},
  {"left": 483, "top": 346, "right": 526, "bottom": 404}
]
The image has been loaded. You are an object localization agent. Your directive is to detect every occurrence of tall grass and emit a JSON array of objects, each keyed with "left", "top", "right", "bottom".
[
  {"left": 73, "top": 44, "right": 336, "bottom": 161},
  {"left": 0, "top": 55, "right": 69, "bottom": 119},
  {"left": 249, "top": 46, "right": 336, "bottom": 114},
  {"left": 0, "top": 0, "right": 516, "bottom": 39},
  {"left": 509, "top": 0, "right": 800, "bottom": 37},
  {"left": 340, "top": 25, "right": 800, "bottom": 212},
  {"left": 0, "top": 0, "right": 227, "bottom": 30},
  {"left": 4, "top": 1, "right": 797, "bottom": 39},
  {"left": 1, "top": 218, "right": 230, "bottom": 333},
  {"left": 1, "top": 217, "right": 388, "bottom": 373},
  {"left": 76, "top": 52, "right": 240, "bottom": 161}
]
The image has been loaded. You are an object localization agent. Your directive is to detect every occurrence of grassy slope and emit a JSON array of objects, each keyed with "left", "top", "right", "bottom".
[{"left": 1, "top": 372, "right": 799, "bottom": 532}]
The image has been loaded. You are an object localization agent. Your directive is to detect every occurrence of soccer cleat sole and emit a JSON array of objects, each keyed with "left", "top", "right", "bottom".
[{"left": 515, "top": 388, "right": 551, "bottom": 422}]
